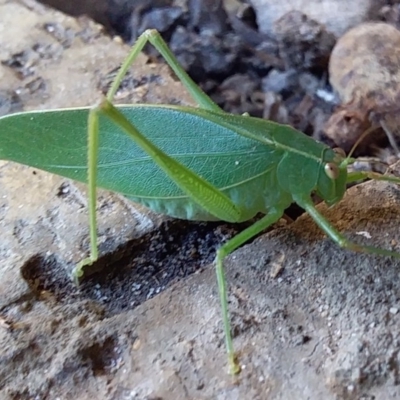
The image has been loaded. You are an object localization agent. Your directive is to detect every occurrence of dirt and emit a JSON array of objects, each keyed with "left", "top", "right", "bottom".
[
  {"left": 2, "top": 0, "right": 400, "bottom": 399},
  {"left": 32, "top": 0, "right": 400, "bottom": 157}
]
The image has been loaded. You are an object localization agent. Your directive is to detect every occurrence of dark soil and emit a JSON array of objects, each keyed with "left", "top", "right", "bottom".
[{"left": 38, "top": 0, "right": 400, "bottom": 155}]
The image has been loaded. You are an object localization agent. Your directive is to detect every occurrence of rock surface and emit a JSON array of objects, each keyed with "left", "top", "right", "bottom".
[
  {"left": 2, "top": 1, "right": 400, "bottom": 399},
  {"left": 250, "top": 0, "right": 385, "bottom": 38}
]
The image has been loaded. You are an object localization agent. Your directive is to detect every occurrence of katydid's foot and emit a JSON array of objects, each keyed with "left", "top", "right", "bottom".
[
  {"left": 72, "top": 257, "right": 95, "bottom": 285},
  {"left": 229, "top": 353, "right": 241, "bottom": 375}
]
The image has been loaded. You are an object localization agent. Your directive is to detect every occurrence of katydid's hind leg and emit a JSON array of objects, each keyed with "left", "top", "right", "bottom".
[
  {"left": 73, "top": 107, "right": 101, "bottom": 282},
  {"left": 295, "top": 195, "right": 400, "bottom": 260},
  {"left": 108, "top": 30, "right": 221, "bottom": 112},
  {"left": 215, "top": 208, "right": 284, "bottom": 374},
  {"left": 100, "top": 100, "right": 240, "bottom": 222}
]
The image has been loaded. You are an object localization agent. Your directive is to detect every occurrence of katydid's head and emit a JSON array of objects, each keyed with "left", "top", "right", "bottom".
[
  {"left": 317, "top": 123, "right": 382, "bottom": 205},
  {"left": 317, "top": 124, "right": 382, "bottom": 205},
  {"left": 316, "top": 148, "right": 348, "bottom": 206}
]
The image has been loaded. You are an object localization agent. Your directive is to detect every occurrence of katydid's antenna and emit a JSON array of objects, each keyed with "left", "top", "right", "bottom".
[{"left": 343, "top": 125, "right": 380, "bottom": 166}]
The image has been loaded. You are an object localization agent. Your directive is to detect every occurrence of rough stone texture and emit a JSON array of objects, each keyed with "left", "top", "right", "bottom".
[
  {"left": 3, "top": 176, "right": 400, "bottom": 399},
  {"left": 249, "top": 0, "right": 385, "bottom": 38},
  {"left": 2, "top": 1, "right": 400, "bottom": 399}
]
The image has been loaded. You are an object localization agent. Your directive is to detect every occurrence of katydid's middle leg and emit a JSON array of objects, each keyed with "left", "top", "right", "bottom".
[
  {"left": 294, "top": 194, "right": 400, "bottom": 259},
  {"left": 216, "top": 208, "right": 285, "bottom": 374},
  {"left": 107, "top": 30, "right": 222, "bottom": 112}
]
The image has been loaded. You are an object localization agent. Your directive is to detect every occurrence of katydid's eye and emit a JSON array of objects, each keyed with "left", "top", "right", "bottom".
[
  {"left": 325, "top": 163, "right": 339, "bottom": 179},
  {"left": 333, "top": 147, "right": 346, "bottom": 158}
]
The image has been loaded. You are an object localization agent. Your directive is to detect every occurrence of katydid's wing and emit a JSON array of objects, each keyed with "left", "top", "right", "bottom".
[{"left": 0, "top": 105, "right": 286, "bottom": 221}]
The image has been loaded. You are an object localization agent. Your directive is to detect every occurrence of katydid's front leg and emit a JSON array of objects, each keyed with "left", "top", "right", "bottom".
[
  {"left": 294, "top": 194, "right": 400, "bottom": 259},
  {"left": 347, "top": 170, "right": 400, "bottom": 185}
]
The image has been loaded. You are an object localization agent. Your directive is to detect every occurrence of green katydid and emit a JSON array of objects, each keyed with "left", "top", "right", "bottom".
[{"left": 1, "top": 29, "right": 400, "bottom": 375}]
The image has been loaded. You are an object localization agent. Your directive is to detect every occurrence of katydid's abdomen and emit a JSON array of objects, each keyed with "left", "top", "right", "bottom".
[{"left": 0, "top": 104, "right": 331, "bottom": 221}]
